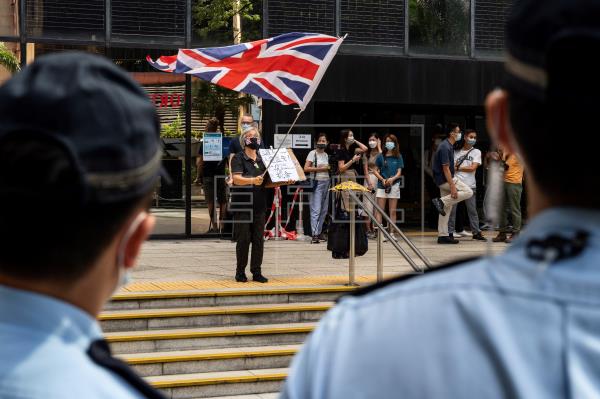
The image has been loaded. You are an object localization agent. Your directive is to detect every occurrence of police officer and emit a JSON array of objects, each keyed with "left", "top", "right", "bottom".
[
  {"left": 0, "top": 53, "right": 166, "bottom": 398},
  {"left": 282, "top": 1, "right": 600, "bottom": 397}
]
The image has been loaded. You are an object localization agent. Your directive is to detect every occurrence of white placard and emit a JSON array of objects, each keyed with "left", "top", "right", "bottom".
[
  {"left": 273, "top": 134, "right": 293, "bottom": 149},
  {"left": 203, "top": 132, "right": 223, "bottom": 161},
  {"left": 259, "top": 149, "right": 300, "bottom": 183},
  {"left": 293, "top": 134, "right": 311, "bottom": 149}
]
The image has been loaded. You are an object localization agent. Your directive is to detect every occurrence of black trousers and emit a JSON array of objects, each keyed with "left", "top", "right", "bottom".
[{"left": 234, "top": 211, "right": 266, "bottom": 276}]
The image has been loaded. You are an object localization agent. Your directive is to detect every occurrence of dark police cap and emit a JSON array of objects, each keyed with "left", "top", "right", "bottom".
[
  {"left": 0, "top": 52, "right": 166, "bottom": 203},
  {"left": 505, "top": 0, "right": 600, "bottom": 103}
]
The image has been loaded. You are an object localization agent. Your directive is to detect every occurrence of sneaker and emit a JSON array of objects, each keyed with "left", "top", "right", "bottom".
[
  {"left": 437, "top": 236, "right": 459, "bottom": 244},
  {"left": 472, "top": 232, "right": 487, "bottom": 241},
  {"left": 235, "top": 273, "right": 248, "bottom": 282},
  {"left": 366, "top": 231, "right": 376, "bottom": 240},
  {"left": 453, "top": 231, "right": 463, "bottom": 238},
  {"left": 492, "top": 232, "right": 508, "bottom": 243},
  {"left": 253, "top": 274, "right": 269, "bottom": 283},
  {"left": 318, "top": 233, "right": 328, "bottom": 242},
  {"left": 457, "top": 230, "right": 472, "bottom": 237},
  {"left": 505, "top": 232, "right": 519, "bottom": 244},
  {"left": 432, "top": 198, "right": 446, "bottom": 216},
  {"left": 312, "top": 235, "right": 320, "bottom": 244}
]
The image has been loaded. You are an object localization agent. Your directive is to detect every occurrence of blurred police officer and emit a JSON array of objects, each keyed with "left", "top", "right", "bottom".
[
  {"left": 0, "top": 53, "right": 166, "bottom": 398},
  {"left": 282, "top": 1, "right": 600, "bottom": 397}
]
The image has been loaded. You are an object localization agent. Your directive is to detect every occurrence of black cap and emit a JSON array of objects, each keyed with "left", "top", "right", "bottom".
[
  {"left": 0, "top": 52, "right": 166, "bottom": 203},
  {"left": 505, "top": 0, "right": 600, "bottom": 103}
]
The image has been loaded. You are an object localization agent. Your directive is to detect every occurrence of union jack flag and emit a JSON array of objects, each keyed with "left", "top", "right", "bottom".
[{"left": 147, "top": 32, "right": 344, "bottom": 110}]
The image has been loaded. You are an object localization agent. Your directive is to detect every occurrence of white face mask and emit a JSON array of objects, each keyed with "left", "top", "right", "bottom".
[
  {"left": 368, "top": 140, "right": 377, "bottom": 148},
  {"left": 114, "top": 211, "right": 147, "bottom": 294}
]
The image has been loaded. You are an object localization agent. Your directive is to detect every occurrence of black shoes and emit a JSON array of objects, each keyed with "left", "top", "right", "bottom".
[
  {"left": 235, "top": 273, "right": 248, "bottom": 282},
  {"left": 472, "top": 232, "right": 487, "bottom": 241},
  {"left": 505, "top": 232, "right": 519, "bottom": 244},
  {"left": 253, "top": 274, "right": 269, "bottom": 283},
  {"left": 312, "top": 235, "right": 320, "bottom": 244},
  {"left": 492, "top": 232, "right": 508, "bottom": 243},
  {"left": 438, "top": 236, "right": 459, "bottom": 244},
  {"left": 432, "top": 198, "right": 446, "bottom": 216}
]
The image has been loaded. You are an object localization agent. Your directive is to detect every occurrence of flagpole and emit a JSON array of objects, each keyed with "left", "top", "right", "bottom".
[{"left": 261, "top": 108, "right": 303, "bottom": 176}]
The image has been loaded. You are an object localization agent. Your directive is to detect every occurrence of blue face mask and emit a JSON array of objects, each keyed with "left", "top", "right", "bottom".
[
  {"left": 467, "top": 138, "right": 476, "bottom": 146},
  {"left": 241, "top": 123, "right": 253, "bottom": 131},
  {"left": 455, "top": 132, "right": 462, "bottom": 142},
  {"left": 385, "top": 142, "right": 395, "bottom": 151}
]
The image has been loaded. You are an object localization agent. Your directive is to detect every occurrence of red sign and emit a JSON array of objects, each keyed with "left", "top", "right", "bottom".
[{"left": 149, "top": 93, "right": 184, "bottom": 108}]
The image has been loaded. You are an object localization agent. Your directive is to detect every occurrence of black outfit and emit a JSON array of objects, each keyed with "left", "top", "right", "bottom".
[
  {"left": 231, "top": 151, "right": 267, "bottom": 277},
  {"left": 337, "top": 143, "right": 364, "bottom": 181}
]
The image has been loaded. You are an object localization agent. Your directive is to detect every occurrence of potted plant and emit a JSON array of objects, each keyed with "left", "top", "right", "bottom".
[{"left": 160, "top": 113, "right": 201, "bottom": 158}]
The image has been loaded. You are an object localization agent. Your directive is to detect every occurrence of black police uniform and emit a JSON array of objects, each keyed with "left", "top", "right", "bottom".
[{"left": 230, "top": 151, "right": 267, "bottom": 278}]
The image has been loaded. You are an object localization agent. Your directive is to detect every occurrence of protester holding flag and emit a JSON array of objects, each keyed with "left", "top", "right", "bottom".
[{"left": 231, "top": 127, "right": 269, "bottom": 283}]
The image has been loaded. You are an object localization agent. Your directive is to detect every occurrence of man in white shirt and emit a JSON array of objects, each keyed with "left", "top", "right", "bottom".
[{"left": 449, "top": 129, "right": 486, "bottom": 241}]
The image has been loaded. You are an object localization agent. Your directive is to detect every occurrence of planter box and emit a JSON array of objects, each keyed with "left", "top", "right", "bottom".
[{"left": 162, "top": 138, "right": 201, "bottom": 158}]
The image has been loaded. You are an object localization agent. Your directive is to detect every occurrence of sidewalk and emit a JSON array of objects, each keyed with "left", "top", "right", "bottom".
[{"left": 127, "top": 233, "right": 505, "bottom": 291}]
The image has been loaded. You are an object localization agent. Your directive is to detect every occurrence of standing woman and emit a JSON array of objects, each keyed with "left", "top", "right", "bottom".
[
  {"left": 337, "top": 129, "right": 367, "bottom": 210},
  {"left": 374, "top": 134, "right": 404, "bottom": 240},
  {"left": 304, "top": 133, "right": 331, "bottom": 244},
  {"left": 363, "top": 133, "right": 382, "bottom": 238},
  {"left": 231, "top": 127, "right": 269, "bottom": 283}
]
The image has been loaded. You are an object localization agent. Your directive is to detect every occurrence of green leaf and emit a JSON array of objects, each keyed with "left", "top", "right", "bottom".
[{"left": 0, "top": 42, "right": 20, "bottom": 74}]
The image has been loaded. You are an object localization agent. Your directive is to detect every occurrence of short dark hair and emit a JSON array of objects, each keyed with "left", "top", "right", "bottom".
[
  {"left": 508, "top": 89, "right": 597, "bottom": 207},
  {"left": 465, "top": 129, "right": 476, "bottom": 136},
  {"left": 0, "top": 136, "right": 152, "bottom": 281},
  {"left": 205, "top": 117, "right": 219, "bottom": 132},
  {"left": 316, "top": 132, "right": 328, "bottom": 141},
  {"left": 447, "top": 123, "right": 460, "bottom": 136}
]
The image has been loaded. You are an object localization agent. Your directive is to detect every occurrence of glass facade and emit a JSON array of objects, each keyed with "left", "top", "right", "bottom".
[
  {"left": 408, "top": 0, "right": 471, "bottom": 56},
  {"left": 1, "top": 0, "right": 508, "bottom": 237},
  {"left": 25, "top": 0, "right": 105, "bottom": 41}
]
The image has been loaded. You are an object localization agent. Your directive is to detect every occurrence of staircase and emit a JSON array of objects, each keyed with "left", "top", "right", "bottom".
[{"left": 102, "top": 286, "right": 353, "bottom": 399}]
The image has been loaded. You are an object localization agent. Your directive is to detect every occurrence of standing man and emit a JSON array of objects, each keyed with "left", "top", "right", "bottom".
[
  {"left": 493, "top": 146, "right": 524, "bottom": 244},
  {"left": 431, "top": 123, "right": 473, "bottom": 244},
  {"left": 0, "top": 53, "right": 166, "bottom": 398},
  {"left": 449, "top": 129, "right": 486, "bottom": 241}
]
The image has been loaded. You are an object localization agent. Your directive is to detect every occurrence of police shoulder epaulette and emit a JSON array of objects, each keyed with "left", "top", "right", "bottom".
[{"left": 339, "top": 256, "right": 481, "bottom": 301}]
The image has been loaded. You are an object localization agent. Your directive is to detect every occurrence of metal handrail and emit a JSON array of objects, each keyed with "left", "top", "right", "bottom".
[
  {"left": 346, "top": 191, "right": 425, "bottom": 275},
  {"left": 340, "top": 190, "right": 431, "bottom": 285},
  {"left": 359, "top": 193, "right": 432, "bottom": 269}
]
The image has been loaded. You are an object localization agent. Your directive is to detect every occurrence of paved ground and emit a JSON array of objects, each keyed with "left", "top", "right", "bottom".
[{"left": 128, "top": 232, "right": 506, "bottom": 290}]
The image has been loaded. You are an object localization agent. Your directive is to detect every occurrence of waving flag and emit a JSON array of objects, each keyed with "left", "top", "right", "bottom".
[{"left": 147, "top": 32, "right": 344, "bottom": 110}]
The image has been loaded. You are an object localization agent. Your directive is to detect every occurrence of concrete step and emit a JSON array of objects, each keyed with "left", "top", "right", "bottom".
[
  {"left": 121, "top": 345, "right": 299, "bottom": 377},
  {"left": 147, "top": 368, "right": 287, "bottom": 399},
  {"left": 105, "top": 322, "right": 314, "bottom": 354},
  {"left": 100, "top": 302, "right": 331, "bottom": 332},
  {"left": 108, "top": 286, "right": 351, "bottom": 311}
]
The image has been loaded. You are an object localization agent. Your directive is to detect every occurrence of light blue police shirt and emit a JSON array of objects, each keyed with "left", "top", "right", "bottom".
[
  {"left": 0, "top": 285, "right": 144, "bottom": 399},
  {"left": 282, "top": 208, "right": 600, "bottom": 398}
]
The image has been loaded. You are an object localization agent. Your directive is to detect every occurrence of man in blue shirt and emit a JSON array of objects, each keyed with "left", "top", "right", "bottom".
[
  {"left": 0, "top": 54, "right": 166, "bottom": 398},
  {"left": 282, "top": 1, "right": 600, "bottom": 397},
  {"left": 431, "top": 123, "right": 473, "bottom": 244}
]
